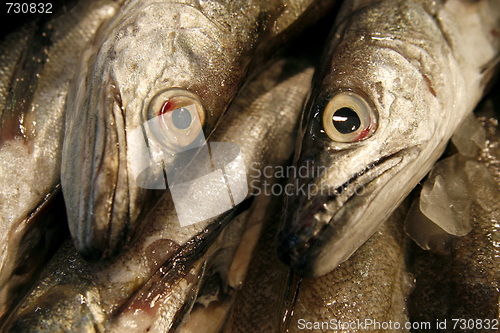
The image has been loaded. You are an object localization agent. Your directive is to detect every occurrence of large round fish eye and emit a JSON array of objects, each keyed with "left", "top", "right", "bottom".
[
  {"left": 146, "top": 88, "right": 205, "bottom": 149},
  {"left": 322, "top": 91, "right": 377, "bottom": 143}
]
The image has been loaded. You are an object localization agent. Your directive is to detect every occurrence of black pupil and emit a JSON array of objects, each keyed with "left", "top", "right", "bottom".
[
  {"left": 172, "top": 107, "right": 192, "bottom": 130},
  {"left": 332, "top": 107, "right": 361, "bottom": 134}
]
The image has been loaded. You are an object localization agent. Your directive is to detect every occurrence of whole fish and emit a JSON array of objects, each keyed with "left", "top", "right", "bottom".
[
  {"left": 3, "top": 58, "right": 312, "bottom": 332},
  {"left": 408, "top": 95, "right": 500, "bottom": 327},
  {"left": 0, "top": 0, "right": 120, "bottom": 319},
  {"left": 60, "top": 0, "right": 337, "bottom": 261},
  {"left": 276, "top": 0, "right": 500, "bottom": 278}
]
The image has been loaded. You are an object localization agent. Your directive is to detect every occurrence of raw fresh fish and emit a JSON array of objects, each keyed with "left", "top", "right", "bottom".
[
  {"left": 408, "top": 94, "right": 500, "bottom": 327},
  {"left": 2, "top": 58, "right": 312, "bottom": 331},
  {"left": 277, "top": 0, "right": 500, "bottom": 277},
  {"left": 60, "top": 0, "right": 337, "bottom": 260},
  {"left": 0, "top": 0, "right": 121, "bottom": 319}
]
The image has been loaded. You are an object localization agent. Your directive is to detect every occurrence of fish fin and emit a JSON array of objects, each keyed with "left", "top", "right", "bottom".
[{"left": 278, "top": 272, "right": 301, "bottom": 333}]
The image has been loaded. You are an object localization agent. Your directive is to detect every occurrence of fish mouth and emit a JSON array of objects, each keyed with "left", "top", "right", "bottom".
[
  {"left": 62, "top": 75, "right": 153, "bottom": 261},
  {"left": 276, "top": 147, "right": 419, "bottom": 277}
]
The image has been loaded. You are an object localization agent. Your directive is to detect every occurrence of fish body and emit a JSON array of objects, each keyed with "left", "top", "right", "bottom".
[
  {"left": 222, "top": 190, "right": 293, "bottom": 333},
  {"left": 285, "top": 201, "right": 411, "bottom": 333},
  {"left": 60, "top": 0, "right": 336, "bottom": 260},
  {"left": 0, "top": 0, "right": 120, "bottom": 319},
  {"left": 0, "top": 28, "right": 30, "bottom": 118},
  {"left": 277, "top": 0, "right": 500, "bottom": 277},
  {"left": 109, "top": 200, "right": 252, "bottom": 333},
  {"left": 3, "top": 59, "right": 311, "bottom": 331},
  {"left": 408, "top": 95, "right": 500, "bottom": 326}
]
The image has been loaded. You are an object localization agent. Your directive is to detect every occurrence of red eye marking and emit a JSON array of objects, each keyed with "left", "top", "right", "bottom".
[
  {"left": 354, "top": 117, "right": 376, "bottom": 141},
  {"left": 355, "top": 126, "right": 371, "bottom": 141},
  {"left": 159, "top": 100, "right": 178, "bottom": 116}
]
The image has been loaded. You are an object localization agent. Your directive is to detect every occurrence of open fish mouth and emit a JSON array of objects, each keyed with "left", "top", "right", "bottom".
[{"left": 277, "top": 147, "right": 420, "bottom": 277}]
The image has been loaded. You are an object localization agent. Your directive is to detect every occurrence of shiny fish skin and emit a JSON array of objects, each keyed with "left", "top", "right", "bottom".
[
  {"left": 222, "top": 191, "right": 293, "bottom": 333},
  {"left": 224, "top": 197, "right": 411, "bottom": 333},
  {"left": 109, "top": 201, "right": 252, "bottom": 333},
  {"left": 285, "top": 201, "right": 412, "bottom": 333},
  {"left": 277, "top": 0, "right": 500, "bottom": 278},
  {"left": 0, "top": 0, "right": 120, "bottom": 320},
  {"left": 408, "top": 96, "right": 500, "bottom": 327},
  {"left": 0, "top": 29, "right": 30, "bottom": 119},
  {"left": 60, "top": 0, "right": 336, "bottom": 261},
  {"left": 3, "top": 59, "right": 312, "bottom": 332},
  {"left": 180, "top": 178, "right": 285, "bottom": 333}
]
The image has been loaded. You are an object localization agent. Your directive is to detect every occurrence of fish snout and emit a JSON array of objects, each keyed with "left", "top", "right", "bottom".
[
  {"left": 275, "top": 227, "right": 319, "bottom": 278},
  {"left": 276, "top": 187, "right": 328, "bottom": 277},
  {"left": 63, "top": 75, "right": 141, "bottom": 261}
]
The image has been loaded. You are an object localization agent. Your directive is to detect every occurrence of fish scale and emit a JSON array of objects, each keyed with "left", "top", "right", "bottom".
[{"left": 408, "top": 95, "right": 500, "bottom": 329}]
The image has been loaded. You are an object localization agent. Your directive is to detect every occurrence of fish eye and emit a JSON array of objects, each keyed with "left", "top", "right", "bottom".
[
  {"left": 322, "top": 91, "right": 377, "bottom": 142},
  {"left": 146, "top": 88, "right": 205, "bottom": 149}
]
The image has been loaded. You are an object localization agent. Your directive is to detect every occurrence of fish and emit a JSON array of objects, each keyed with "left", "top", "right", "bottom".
[
  {"left": 0, "top": 28, "right": 30, "bottom": 118},
  {"left": 60, "top": 0, "right": 338, "bottom": 261},
  {"left": 2, "top": 58, "right": 312, "bottom": 331},
  {"left": 403, "top": 112, "right": 490, "bottom": 251},
  {"left": 109, "top": 197, "right": 253, "bottom": 333},
  {"left": 179, "top": 173, "right": 288, "bottom": 333},
  {"left": 0, "top": 0, "right": 121, "bottom": 319},
  {"left": 222, "top": 188, "right": 294, "bottom": 333},
  {"left": 284, "top": 201, "right": 412, "bottom": 333},
  {"left": 223, "top": 189, "right": 411, "bottom": 333},
  {"left": 408, "top": 93, "right": 500, "bottom": 326},
  {"left": 62, "top": 0, "right": 333, "bottom": 260},
  {"left": 276, "top": 0, "right": 500, "bottom": 278}
]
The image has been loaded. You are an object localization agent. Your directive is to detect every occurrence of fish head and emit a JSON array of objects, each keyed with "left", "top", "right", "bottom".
[
  {"left": 276, "top": 1, "right": 459, "bottom": 277},
  {"left": 62, "top": 3, "right": 240, "bottom": 260}
]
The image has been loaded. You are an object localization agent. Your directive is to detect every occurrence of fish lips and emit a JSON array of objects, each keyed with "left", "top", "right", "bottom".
[
  {"left": 276, "top": 147, "right": 419, "bottom": 277},
  {"left": 62, "top": 76, "right": 156, "bottom": 261}
]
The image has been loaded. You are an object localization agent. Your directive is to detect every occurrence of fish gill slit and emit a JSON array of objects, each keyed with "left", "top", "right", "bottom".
[
  {"left": 116, "top": 88, "right": 131, "bottom": 227},
  {"left": 423, "top": 74, "right": 437, "bottom": 97},
  {"left": 372, "top": 42, "right": 440, "bottom": 98},
  {"left": 106, "top": 98, "right": 120, "bottom": 254}
]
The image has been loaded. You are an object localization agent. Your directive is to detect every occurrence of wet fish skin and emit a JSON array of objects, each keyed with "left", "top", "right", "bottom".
[
  {"left": 3, "top": 59, "right": 311, "bottom": 332},
  {"left": 179, "top": 173, "right": 286, "bottom": 333},
  {"left": 222, "top": 189, "right": 292, "bottom": 333},
  {"left": 285, "top": 201, "right": 412, "bottom": 333},
  {"left": 60, "top": 0, "right": 337, "bottom": 261},
  {"left": 108, "top": 200, "right": 252, "bottom": 333},
  {"left": 276, "top": 0, "right": 500, "bottom": 278},
  {"left": 408, "top": 96, "right": 500, "bottom": 326},
  {"left": 0, "top": 28, "right": 30, "bottom": 119},
  {"left": 0, "top": 0, "right": 120, "bottom": 320}
]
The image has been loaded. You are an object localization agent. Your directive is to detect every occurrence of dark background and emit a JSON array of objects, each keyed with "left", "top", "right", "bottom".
[{"left": 0, "top": 0, "right": 79, "bottom": 39}]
